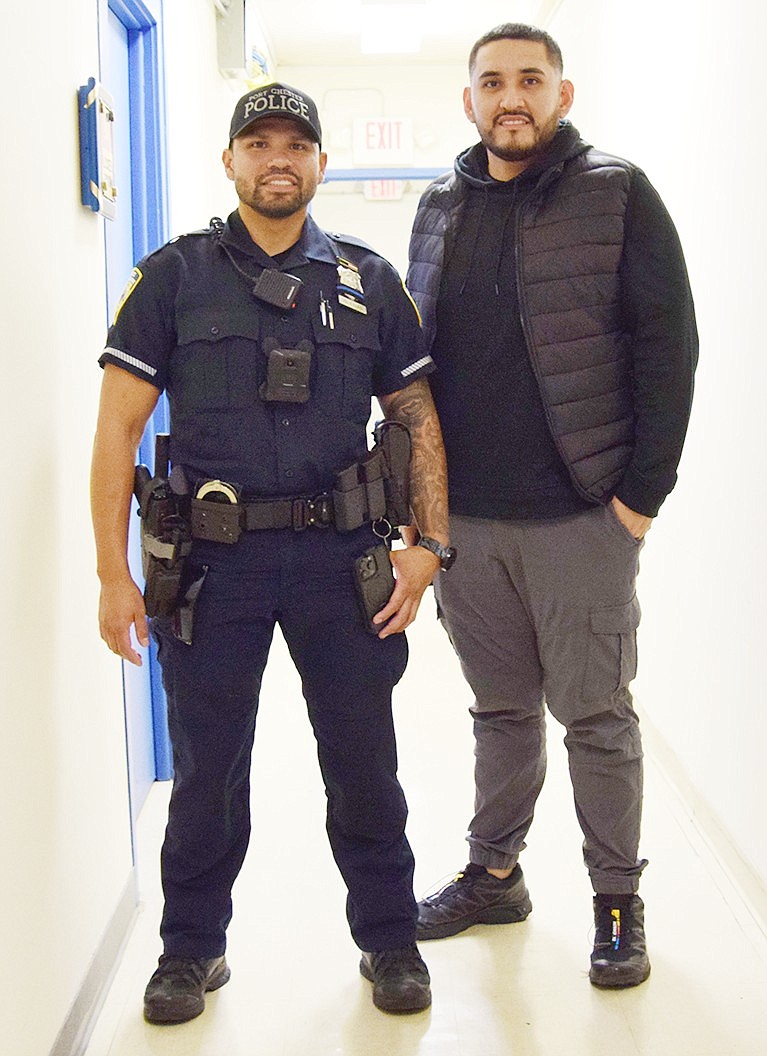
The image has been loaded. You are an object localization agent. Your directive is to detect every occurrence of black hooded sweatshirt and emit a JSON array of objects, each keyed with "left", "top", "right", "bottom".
[{"left": 427, "top": 123, "right": 697, "bottom": 520}]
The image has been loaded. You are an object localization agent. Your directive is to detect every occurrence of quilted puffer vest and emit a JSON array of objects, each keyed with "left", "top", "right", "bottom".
[{"left": 408, "top": 148, "right": 637, "bottom": 504}]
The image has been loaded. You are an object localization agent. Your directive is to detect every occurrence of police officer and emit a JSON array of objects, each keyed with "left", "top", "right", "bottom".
[{"left": 90, "top": 82, "right": 451, "bottom": 1024}]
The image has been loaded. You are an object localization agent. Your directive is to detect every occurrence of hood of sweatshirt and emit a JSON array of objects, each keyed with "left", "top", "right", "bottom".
[
  {"left": 454, "top": 120, "right": 591, "bottom": 191},
  {"left": 446, "top": 121, "right": 591, "bottom": 295}
]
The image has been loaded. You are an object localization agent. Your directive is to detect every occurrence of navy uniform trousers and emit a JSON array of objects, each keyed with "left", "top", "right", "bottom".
[{"left": 151, "top": 523, "right": 415, "bottom": 958}]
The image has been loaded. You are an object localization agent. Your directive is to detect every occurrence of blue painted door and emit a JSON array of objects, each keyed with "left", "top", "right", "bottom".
[
  {"left": 103, "top": 8, "right": 156, "bottom": 829},
  {"left": 101, "top": 0, "right": 171, "bottom": 837}
]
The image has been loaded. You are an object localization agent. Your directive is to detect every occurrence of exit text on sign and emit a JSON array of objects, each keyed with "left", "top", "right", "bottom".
[{"left": 352, "top": 118, "right": 414, "bottom": 165}]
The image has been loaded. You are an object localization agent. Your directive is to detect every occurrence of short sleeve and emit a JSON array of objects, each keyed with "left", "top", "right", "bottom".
[
  {"left": 369, "top": 259, "right": 435, "bottom": 395},
  {"left": 99, "top": 248, "right": 179, "bottom": 391}
]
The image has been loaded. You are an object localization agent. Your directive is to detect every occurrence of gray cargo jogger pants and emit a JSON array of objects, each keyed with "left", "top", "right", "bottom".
[{"left": 434, "top": 505, "right": 648, "bottom": 894}]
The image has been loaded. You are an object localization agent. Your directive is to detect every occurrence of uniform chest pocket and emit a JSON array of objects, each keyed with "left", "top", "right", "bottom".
[
  {"left": 311, "top": 310, "right": 380, "bottom": 423},
  {"left": 171, "top": 309, "right": 261, "bottom": 411}
]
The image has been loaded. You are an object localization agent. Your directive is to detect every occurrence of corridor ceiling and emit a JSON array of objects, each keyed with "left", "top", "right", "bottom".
[{"left": 252, "top": 0, "right": 561, "bottom": 67}]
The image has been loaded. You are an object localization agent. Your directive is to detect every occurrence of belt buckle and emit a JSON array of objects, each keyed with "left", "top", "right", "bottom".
[
  {"left": 308, "top": 492, "right": 332, "bottom": 528},
  {"left": 291, "top": 493, "right": 333, "bottom": 530}
]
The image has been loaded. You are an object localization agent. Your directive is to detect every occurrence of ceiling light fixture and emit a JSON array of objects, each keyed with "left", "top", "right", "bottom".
[{"left": 359, "top": 3, "right": 425, "bottom": 55}]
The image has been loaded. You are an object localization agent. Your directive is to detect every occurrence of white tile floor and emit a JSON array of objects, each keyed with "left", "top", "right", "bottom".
[{"left": 84, "top": 611, "right": 767, "bottom": 1056}]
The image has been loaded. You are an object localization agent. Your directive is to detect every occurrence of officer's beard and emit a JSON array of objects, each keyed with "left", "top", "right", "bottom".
[{"left": 236, "top": 177, "right": 317, "bottom": 220}]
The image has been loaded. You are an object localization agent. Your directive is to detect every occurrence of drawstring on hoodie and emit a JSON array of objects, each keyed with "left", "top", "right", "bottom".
[
  {"left": 456, "top": 183, "right": 517, "bottom": 298},
  {"left": 450, "top": 123, "right": 585, "bottom": 299}
]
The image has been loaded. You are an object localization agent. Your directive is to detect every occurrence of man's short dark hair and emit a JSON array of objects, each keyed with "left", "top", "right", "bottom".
[{"left": 468, "top": 23, "right": 564, "bottom": 76}]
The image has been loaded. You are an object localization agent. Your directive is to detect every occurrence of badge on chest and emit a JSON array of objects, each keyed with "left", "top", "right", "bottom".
[{"left": 336, "top": 258, "right": 367, "bottom": 315}]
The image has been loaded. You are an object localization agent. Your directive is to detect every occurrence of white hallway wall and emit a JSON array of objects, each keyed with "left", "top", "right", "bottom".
[{"left": 0, "top": 3, "right": 133, "bottom": 1056}]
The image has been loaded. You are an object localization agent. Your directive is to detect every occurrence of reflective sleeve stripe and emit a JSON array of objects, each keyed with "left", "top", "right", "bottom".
[
  {"left": 400, "top": 355, "right": 434, "bottom": 378},
  {"left": 103, "top": 347, "right": 158, "bottom": 377}
]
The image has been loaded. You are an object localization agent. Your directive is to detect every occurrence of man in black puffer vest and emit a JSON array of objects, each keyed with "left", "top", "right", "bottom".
[{"left": 407, "top": 23, "right": 697, "bottom": 989}]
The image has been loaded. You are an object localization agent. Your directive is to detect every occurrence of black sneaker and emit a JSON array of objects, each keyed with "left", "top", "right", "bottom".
[
  {"left": 416, "top": 863, "right": 532, "bottom": 940},
  {"left": 590, "top": 894, "right": 651, "bottom": 989},
  {"left": 359, "top": 945, "right": 431, "bottom": 1013},
  {"left": 143, "top": 954, "right": 231, "bottom": 1024}
]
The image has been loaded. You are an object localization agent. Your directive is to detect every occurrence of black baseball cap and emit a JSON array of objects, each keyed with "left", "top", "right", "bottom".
[{"left": 229, "top": 82, "right": 322, "bottom": 145}]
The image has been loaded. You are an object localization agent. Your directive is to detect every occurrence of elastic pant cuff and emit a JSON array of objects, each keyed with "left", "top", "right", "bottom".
[
  {"left": 589, "top": 857, "right": 648, "bottom": 895},
  {"left": 468, "top": 850, "right": 520, "bottom": 871}
]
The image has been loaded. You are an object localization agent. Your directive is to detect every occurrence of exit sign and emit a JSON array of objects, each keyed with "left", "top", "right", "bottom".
[
  {"left": 363, "top": 180, "right": 405, "bottom": 201},
  {"left": 352, "top": 117, "right": 414, "bottom": 165}
]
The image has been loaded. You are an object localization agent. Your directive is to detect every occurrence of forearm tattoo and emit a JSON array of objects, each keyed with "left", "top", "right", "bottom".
[{"left": 380, "top": 378, "right": 449, "bottom": 540}]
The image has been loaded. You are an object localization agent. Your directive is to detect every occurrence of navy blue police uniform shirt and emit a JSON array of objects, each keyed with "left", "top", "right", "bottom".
[{"left": 100, "top": 211, "right": 433, "bottom": 497}]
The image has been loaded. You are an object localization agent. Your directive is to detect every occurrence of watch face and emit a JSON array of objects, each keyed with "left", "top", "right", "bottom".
[{"left": 441, "top": 547, "right": 457, "bottom": 570}]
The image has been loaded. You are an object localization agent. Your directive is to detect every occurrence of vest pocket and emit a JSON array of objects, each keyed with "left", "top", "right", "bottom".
[
  {"left": 173, "top": 310, "right": 260, "bottom": 410},
  {"left": 311, "top": 311, "right": 380, "bottom": 422},
  {"left": 582, "top": 596, "right": 641, "bottom": 703}
]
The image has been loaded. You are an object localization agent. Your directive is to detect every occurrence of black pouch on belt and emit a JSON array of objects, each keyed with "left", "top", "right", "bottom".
[
  {"left": 332, "top": 462, "right": 368, "bottom": 533},
  {"left": 353, "top": 544, "right": 396, "bottom": 634},
  {"left": 190, "top": 479, "right": 243, "bottom": 544},
  {"left": 332, "top": 449, "right": 386, "bottom": 532},
  {"left": 373, "top": 419, "right": 412, "bottom": 527}
]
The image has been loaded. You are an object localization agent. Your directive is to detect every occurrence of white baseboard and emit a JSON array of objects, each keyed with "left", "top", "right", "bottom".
[
  {"left": 49, "top": 871, "right": 139, "bottom": 1056},
  {"left": 640, "top": 706, "right": 767, "bottom": 959}
]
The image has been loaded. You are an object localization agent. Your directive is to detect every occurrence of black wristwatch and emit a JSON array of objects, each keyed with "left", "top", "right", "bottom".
[{"left": 417, "top": 535, "right": 457, "bottom": 571}]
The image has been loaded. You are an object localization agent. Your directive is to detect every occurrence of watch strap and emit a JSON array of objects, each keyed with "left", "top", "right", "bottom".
[{"left": 417, "top": 535, "right": 456, "bottom": 570}]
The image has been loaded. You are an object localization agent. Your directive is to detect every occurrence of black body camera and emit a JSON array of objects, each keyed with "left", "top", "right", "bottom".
[{"left": 260, "top": 339, "right": 312, "bottom": 403}]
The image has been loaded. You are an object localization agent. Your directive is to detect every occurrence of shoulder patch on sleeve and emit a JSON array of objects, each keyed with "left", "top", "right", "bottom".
[
  {"left": 112, "top": 266, "right": 143, "bottom": 325},
  {"left": 401, "top": 280, "right": 422, "bottom": 326}
]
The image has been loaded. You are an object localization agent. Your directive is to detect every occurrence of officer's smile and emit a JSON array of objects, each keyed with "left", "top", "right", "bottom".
[{"left": 261, "top": 173, "right": 299, "bottom": 188}]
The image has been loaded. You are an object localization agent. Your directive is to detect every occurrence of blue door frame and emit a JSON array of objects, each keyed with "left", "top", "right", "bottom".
[{"left": 100, "top": 0, "right": 173, "bottom": 802}]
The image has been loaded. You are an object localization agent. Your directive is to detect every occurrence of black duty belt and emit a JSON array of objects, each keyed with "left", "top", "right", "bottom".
[
  {"left": 243, "top": 493, "right": 333, "bottom": 531},
  {"left": 187, "top": 436, "right": 401, "bottom": 546},
  {"left": 190, "top": 491, "right": 335, "bottom": 544}
]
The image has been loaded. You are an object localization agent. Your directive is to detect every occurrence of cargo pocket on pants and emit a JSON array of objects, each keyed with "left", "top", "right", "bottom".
[{"left": 583, "top": 596, "right": 641, "bottom": 703}]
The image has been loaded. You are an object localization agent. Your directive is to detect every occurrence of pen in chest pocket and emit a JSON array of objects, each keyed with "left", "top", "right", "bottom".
[{"left": 319, "top": 291, "right": 335, "bottom": 330}]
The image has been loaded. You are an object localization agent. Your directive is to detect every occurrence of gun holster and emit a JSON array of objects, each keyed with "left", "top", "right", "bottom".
[{"left": 134, "top": 442, "right": 192, "bottom": 619}]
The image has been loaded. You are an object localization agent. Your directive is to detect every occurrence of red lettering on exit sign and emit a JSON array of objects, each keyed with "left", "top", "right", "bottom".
[{"left": 353, "top": 118, "right": 414, "bottom": 165}]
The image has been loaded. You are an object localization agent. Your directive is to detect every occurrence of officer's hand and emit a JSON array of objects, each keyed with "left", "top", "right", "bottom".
[
  {"left": 611, "top": 496, "right": 653, "bottom": 540},
  {"left": 373, "top": 545, "right": 440, "bottom": 639},
  {"left": 398, "top": 524, "right": 419, "bottom": 548},
  {"left": 98, "top": 577, "right": 150, "bottom": 666}
]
